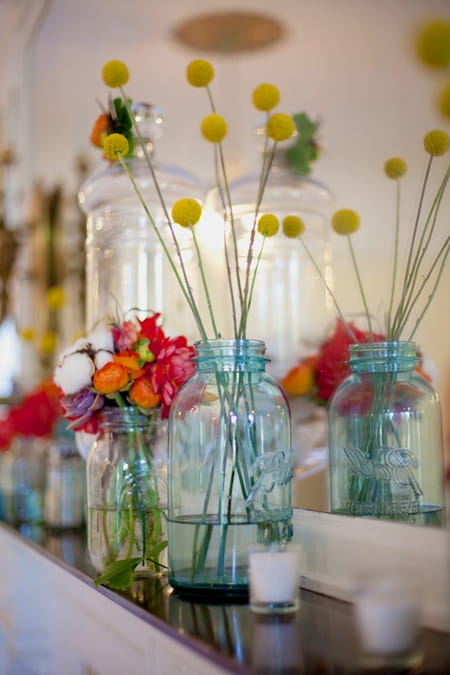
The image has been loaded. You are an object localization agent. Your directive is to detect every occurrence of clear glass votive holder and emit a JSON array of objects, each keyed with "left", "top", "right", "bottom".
[{"left": 248, "top": 542, "right": 301, "bottom": 614}]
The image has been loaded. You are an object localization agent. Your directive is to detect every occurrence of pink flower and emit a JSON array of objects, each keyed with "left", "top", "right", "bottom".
[{"left": 150, "top": 336, "right": 195, "bottom": 418}]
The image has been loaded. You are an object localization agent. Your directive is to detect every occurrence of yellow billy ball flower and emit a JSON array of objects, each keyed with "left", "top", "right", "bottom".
[
  {"left": 384, "top": 157, "right": 407, "bottom": 179},
  {"left": 415, "top": 20, "right": 450, "bottom": 69},
  {"left": 201, "top": 114, "right": 227, "bottom": 143},
  {"left": 252, "top": 84, "right": 280, "bottom": 112},
  {"left": 438, "top": 82, "right": 450, "bottom": 120},
  {"left": 266, "top": 113, "right": 295, "bottom": 142},
  {"left": 332, "top": 209, "right": 361, "bottom": 235},
  {"left": 40, "top": 331, "right": 57, "bottom": 355},
  {"left": 423, "top": 129, "right": 450, "bottom": 156},
  {"left": 282, "top": 215, "right": 305, "bottom": 238},
  {"left": 171, "top": 198, "right": 202, "bottom": 227},
  {"left": 20, "top": 328, "right": 35, "bottom": 342},
  {"left": 186, "top": 59, "right": 214, "bottom": 87},
  {"left": 103, "top": 133, "right": 129, "bottom": 160},
  {"left": 257, "top": 214, "right": 279, "bottom": 237},
  {"left": 102, "top": 60, "right": 130, "bottom": 87},
  {"left": 46, "top": 285, "right": 66, "bottom": 310}
]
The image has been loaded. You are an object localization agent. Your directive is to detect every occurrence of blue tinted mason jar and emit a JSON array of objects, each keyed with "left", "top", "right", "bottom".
[
  {"left": 167, "top": 339, "right": 293, "bottom": 598},
  {"left": 328, "top": 341, "right": 446, "bottom": 525}
]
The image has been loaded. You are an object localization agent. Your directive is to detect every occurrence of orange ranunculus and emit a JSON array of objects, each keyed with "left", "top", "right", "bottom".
[
  {"left": 129, "top": 377, "right": 161, "bottom": 409},
  {"left": 113, "top": 351, "right": 145, "bottom": 380},
  {"left": 93, "top": 362, "right": 129, "bottom": 394},
  {"left": 90, "top": 113, "right": 110, "bottom": 148},
  {"left": 280, "top": 356, "right": 317, "bottom": 397}
]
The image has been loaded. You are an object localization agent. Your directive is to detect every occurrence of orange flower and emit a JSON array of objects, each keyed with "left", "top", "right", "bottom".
[
  {"left": 113, "top": 351, "right": 145, "bottom": 380},
  {"left": 93, "top": 362, "right": 129, "bottom": 394},
  {"left": 90, "top": 113, "right": 110, "bottom": 148},
  {"left": 129, "top": 377, "right": 161, "bottom": 409},
  {"left": 280, "top": 356, "right": 317, "bottom": 396}
]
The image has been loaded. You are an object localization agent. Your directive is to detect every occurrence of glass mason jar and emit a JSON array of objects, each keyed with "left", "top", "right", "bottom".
[
  {"left": 167, "top": 339, "right": 293, "bottom": 598},
  {"left": 328, "top": 341, "right": 446, "bottom": 525},
  {"left": 78, "top": 103, "right": 204, "bottom": 340},
  {"left": 0, "top": 437, "right": 48, "bottom": 525},
  {"left": 205, "top": 156, "right": 335, "bottom": 379},
  {"left": 44, "top": 436, "right": 85, "bottom": 531},
  {"left": 86, "top": 407, "right": 168, "bottom": 576}
]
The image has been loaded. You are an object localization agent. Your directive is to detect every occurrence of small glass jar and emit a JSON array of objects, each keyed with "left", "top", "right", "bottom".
[
  {"left": 79, "top": 103, "right": 204, "bottom": 340},
  {"left": 328, "top": 341, "right": 446, "bottom": 525},
  {"left": 44, "top": 436, "right": 85, "bottom": 531},
  {"left": 167, "top": 339, "right": 293, "bottom": 598},
  {"left": 86, "top": 407, "right": 168, "bottom": 576}
]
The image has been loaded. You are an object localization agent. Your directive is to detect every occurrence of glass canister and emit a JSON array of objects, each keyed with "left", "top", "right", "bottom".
[
  {"left": 328, "top": 341, "right": 446, "bottom": 525},
  {"left": 86, "top": 407, "right": 168, "bottom": 577},
  {"left": 44, "top": 435, "right": 85, "bottom": 531},
  {"left": 167, "top": 339, "right": 293, "bottom": 598},
  {"left": 78, "top": 103, "right": 204, "bottom": 340},
  {"left": 205, "top": 155, "right": 335, "bottom": 379}
]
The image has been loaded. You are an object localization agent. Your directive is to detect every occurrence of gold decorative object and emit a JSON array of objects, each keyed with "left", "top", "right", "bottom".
[{"left": 173, "top": 11, "right": 284, "bottom": 54}]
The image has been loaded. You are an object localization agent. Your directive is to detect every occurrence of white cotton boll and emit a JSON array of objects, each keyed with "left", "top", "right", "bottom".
[
  {"left": 89, "top": 324, "right": 114, "bottom": 353},
  {"left": 95, "top": 349, "right": 113, "bottom": 370},
  {"left": 54, "top": 352, "right": 95, "bottom": 395}
]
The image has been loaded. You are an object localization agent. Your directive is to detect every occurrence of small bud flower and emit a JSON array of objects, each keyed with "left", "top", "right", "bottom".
[
  {"left": 186, "top": 60, "right": 214, "bottom": 87},
  {"left": 103, "top": 133, "right": 129, "bottom": 160},
  {"left": 332, "top": 209, "right": 361, "bottom": 235},
  {"left": 384, "top": 158, "right": 407, "bottom": 179},
  {"left": 423, "top": 129, "right": 450, "bottom": 156},
  {"left": 438, "top": 82, "right": 450, "bottom": 120},
  {"left": 46, "top": 285, "right": 66, "bottom": 310},
  {"left": 266, "top": 113, "right": 295, "bottom": 142},
  {"left": 415, "top": 20, "right": 450, "bottom": 69},
  {"left": 252, "top": 84, "right": 280, "bottom": 111},
  {"left": 172, "top": 199, "right": 202, "bottom": 227},
  {"left": 282, "top": 215, "right": 305, "bottom": 238},
  {"left": 257, "top": 214, "right": 279, "bottom": 237},
  {"left": 102, "top": 60, "right": 129, "bottom": 87},
  {"left": 201, "top": 114, "right": 227, "bottom": 143}
]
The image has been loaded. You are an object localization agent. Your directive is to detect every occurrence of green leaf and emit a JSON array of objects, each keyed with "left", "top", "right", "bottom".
[
  {"left": 285, "top": 111, "right": 321, "bottom": 175},
  {"left": 94, "top": 557, "right": 143, "bottom": 590}
]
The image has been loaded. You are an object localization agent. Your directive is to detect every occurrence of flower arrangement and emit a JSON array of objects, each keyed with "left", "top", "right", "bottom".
[
  {"left": 54, "top": 312, "right": 194, "bottom": 588},
  {"left": 54, "top": 312, "right": 195, "bottom": 433}
]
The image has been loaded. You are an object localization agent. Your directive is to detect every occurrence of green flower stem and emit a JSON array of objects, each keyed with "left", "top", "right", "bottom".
[
  {"left": 299, "top": 237, "right": 358, "bottom": 341},
  {"left": 407, "top": 238, "right": 450, "bottom": 340},
  {"left": 116, "top": 155, "right": 208, "bottom": 341},
  {"left": 238, "top": 140, "right": 277, "bottom": 339},
  {"left": 347, "top": 235, "right": 373, "bottom": 338},
  {"left": 119, "top": 90, "right": 208, "bottom": 341},
  {"left": 245, "top": 237, "right": 267, "bottom": 326},
  {"left": 190, "top": 225, "right": 221, "bottom": 338},
  {"left": 386, "top": 178, "right": 402, "bottom": 336}
]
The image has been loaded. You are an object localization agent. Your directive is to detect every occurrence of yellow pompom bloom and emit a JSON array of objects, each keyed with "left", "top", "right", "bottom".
[
  {"left": 384, "top": 157, "right": 407, "bottom": 179},
  {"left": 438, "top": 82, "right": 450, "bottom": 120},
  {"left": 257, "top": 214, "right": 279, "bottom": 237},
  {"left": 332, "top": 209, "right": 361, "bottom": 235},
  {"left": 252, "top": 84, "right": 280, "bottom": 112},
  {"left": 282, "top": 215, "right": 305, "bottom": 238},
  {"left": 201, "top": 114, "right": 227, "bottom": 143},
  {"left": 423, "top": 129, "right": 450, "bottom": 156},
  {"left": 186, "top": 59, "right": 214, "bottom": 87},
  {"left": 172, "top": 198, "right": 202, "bottom": 227},
  {"left": 40, "top": 331, "right": 57, "bottom": 355},
  {"left": 46, "top": 285, "right": 66, "bottom": 310},
  {"left": 20, "top": 328, "right": 35, "bottom": 342},
  {"left": 103, "top": 133, "right": 129, "bottom": 160},
  {"left": 102, "top": 60, "right": 130, "bottom": 87},
  {"left": 415, "top": 20, "right": 450, "bottom": 69},
  {"left": 266, "top": 113, "right": 295, "bottom": 142}
]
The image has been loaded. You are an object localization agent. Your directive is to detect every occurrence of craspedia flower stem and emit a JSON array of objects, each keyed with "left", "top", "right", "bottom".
[
  {"left": 102, "top": 60, "right": 130, "bottom": 88},
  {"left": 186, "top": 59, "right": 215, "bottom": 87},
  {"left": 424, "top": 129, "right": 450, "bottom": 156}
]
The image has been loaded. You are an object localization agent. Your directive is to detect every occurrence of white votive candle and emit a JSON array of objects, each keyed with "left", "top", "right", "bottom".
[
  {"left": 248, "top": 543, "right": 301, "bottom": 614},
  {"left": 353, "top": 574, "right": 421, "bottom": 655}
]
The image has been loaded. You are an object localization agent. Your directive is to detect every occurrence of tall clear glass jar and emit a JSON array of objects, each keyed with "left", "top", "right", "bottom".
[
  {"left": 78, "top": 103, "right": 204, "bottom": 340},
  {"left": 206, "top": 155, "right": 334, "bottom": 379},
  {"left": 167, "top": 339, "right": 293, "bottom": 598},
  {"left": 328, "top": 341, "right": 446, "bottom": 525},
  {"left": 86, "top": 407, "right": 168, "bottom": 577}
]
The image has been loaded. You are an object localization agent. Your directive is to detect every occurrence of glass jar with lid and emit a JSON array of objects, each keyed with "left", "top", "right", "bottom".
[{"left": 78, "top": 103, "right": 204, "bottom": 339}]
